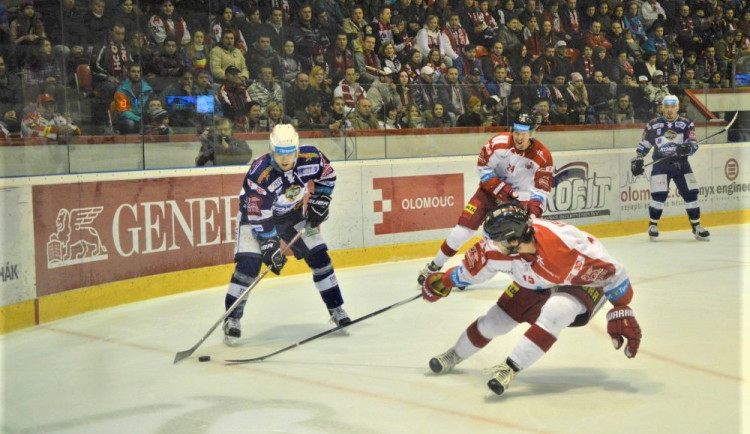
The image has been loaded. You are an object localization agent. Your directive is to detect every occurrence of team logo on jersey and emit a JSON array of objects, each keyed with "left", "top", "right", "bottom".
[
  {"left": 284, "top": 185, "right": 302, "bottom": 201},
  {"left": 675, "top": 121, "right": 686, "bottom": 129},
  {"left": 256, "top": 166, "right": 273, "bottom": 184},
  {"left": 297, "top": 164, "right": 319, "bottom": 177},
  {"left": 664, "top": 130, "right": 677, "bottom": 141},
  {"left": 46, "top": 207, "right": 109, "bottom": 268},
  {"left": 299, "top": 152, "right": 316, "bottom": 162}
]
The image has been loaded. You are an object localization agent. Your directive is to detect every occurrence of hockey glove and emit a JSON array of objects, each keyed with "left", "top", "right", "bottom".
[
  {"left": 525, "top": 200, "right": 544, "bottom": 219},
  {"left": 606, "top": 306, "right": 642, "bottom": 358},
  {"left": 677, "top": 142, "right": 696, "bottom": 157},
  {"left": 630, "top": 157, "right": 644, "bottom": 176},
  {"left": 422, "top": 272, "right": 453, "bottom": 303},
  {"left": 259, "top": 237, "right": 287, "bottom": 275},
  {"left": 483, "top": 177, "right": 518, "bottom": 203},
  {"left": 307, "top": 193, "right": 331, "bottom": 228}
]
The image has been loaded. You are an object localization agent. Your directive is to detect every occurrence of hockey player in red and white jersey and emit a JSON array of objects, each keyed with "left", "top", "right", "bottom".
[
  {"left": 21, "top": 94, "right": 81, "bottom": 142},
  {"left": 422, "top": 204, "right": 642, "bottom": 396},
  {"left": 417, "top": 112, "right": 553, "bottom": 286}
]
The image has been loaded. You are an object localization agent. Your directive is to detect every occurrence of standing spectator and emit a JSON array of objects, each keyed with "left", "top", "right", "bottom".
[
  {"left": 21, "top": 93, "right": 81, "bottom": 141},
  {"left": 215, "top": 65, "right": 252, "bottom": 130},
  {"left": 211, "top": 32, "right": 249, "bottom": 83},
  {"left": 290, "top": 4, "right": 329, "bottom": 58},
  {"left": 211, "top": 6, "right": 247, "bottom": 54},
  {"left": 11, "top": 0, "right": 46, "bottom": 64},
  {"left": 248, "top": 65, "right": 283, "bottom": 115},
  {"left": 46, "top": 0, "right": 84, "bottom": 59},
  {"left": 349, "top": 97, "right": 381, "bottom": 130},
  {"left": 333, "top": 66, "right": 366, "bottom": 117},
  {"left": 110, "top": 0, "right": 141, "bottom": 35},
  {"left": 113, "top": 64, "right": 155, "bottom": 134},
  {"left": 148, "top": 0, "right": 191, "bottom": 47}
]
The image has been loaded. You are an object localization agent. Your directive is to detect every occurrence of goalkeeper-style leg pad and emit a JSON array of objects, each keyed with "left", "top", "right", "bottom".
[{"left": 429, "top": 348, "right": 463, "bottom": 374}]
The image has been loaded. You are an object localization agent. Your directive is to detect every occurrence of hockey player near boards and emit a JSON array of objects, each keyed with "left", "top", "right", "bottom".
[
  {"left": 422, "top": 204, "right": 642, "bottom": 396},
  {"left": 630, "top": 94, "right": 710, "bottom": 241},
  {"left": 417, "top": 112, "right": 554, "bottom": 286},
  {"left": 222, "top": 124, "right": 350, "bottom": 344}
]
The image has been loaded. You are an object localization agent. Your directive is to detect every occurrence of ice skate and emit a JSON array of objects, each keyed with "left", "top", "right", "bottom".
[
  {"left": 417, "top": 261, "right": 441, "bottom": 285},
  {"left": 692, "top": 224, "right": 710, "bottom": 241},
  {"left": 429, "top": 348, "right": 463, "bottom": 374},
  {"left": 647, "top": 224, "right": 659, "bottom": 241},
  {"left": 485, "top": 362, "right": 516, "bottom": 396},
  {"left": 223, "top": 317, "right": 241, "bottom": 346},
  {"left": 329, "top": 306, "right": 351, "bottom": 326}
]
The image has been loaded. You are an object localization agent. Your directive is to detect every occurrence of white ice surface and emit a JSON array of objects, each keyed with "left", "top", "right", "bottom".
[{"left": 1, "top": 224, "right": 748, "bottom": 434}]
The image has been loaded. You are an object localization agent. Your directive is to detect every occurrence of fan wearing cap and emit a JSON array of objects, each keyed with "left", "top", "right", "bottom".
[
  {"left": 422, "top": 203, "right": 641, "bottom": 396},
  {"left": 21, "top": 94, "right": 81, "bottom": 141},
  {"left": 630, "top": 94, "right": 710, "bottom": 241},
  {"left": 221, "top": 124, "right": 351, "bottom": 345},
  {"left": 417, "top": 112, "right": 554, "bottom": 287}
]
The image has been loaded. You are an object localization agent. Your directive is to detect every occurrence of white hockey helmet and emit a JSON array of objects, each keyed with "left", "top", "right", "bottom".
[
  {"left": 662, "top": 94, "right": 679, "bottom": 107},
  {"left": 269, "top": 124, "right": 299, "bottom": 155}
]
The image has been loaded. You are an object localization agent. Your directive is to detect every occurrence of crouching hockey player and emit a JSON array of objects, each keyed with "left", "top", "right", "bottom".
[
  {"left": 222, "top": 124, "right": 351, "bottom": 345},
  {"left": 630, "top": 94, "right": 710, "bottom": 241},
  {"left": 422, "top": 204, "right": 642, "bottom": 396}
]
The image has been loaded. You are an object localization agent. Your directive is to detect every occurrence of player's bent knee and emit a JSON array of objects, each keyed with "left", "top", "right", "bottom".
[
  {"left": 650, "top": 192, "right": 668, "bottom": 203},
  {"left": 232, "top": 258, "right": 261, "bottom": 285}
]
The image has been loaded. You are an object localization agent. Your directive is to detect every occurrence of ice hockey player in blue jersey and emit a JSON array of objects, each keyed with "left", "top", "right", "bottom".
[
  {"left": 630, "top": 94, "right": 710, "bottom": 241},
  {"left": 222, "top": 124, "right": 351, "bottom": 344}
]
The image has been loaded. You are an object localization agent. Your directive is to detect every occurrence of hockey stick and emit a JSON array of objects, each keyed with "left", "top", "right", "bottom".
[
  {"left": 225, "top": 293, "right": 422, "bottom": 364},
  {"left": 643, "top": 111, "right": 738, "bottom": 168},
  {"left": 173, "top": 229, "right": 306, "bottom": 364}
]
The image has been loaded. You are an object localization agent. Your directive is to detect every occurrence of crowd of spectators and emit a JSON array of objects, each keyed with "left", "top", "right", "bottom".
[{"left": 0, "top": 0, "right": 748, "bottom": 140}]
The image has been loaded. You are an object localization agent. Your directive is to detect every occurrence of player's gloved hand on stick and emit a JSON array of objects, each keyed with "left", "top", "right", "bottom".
[
  {"left": 307, "top": 193, "right": 331, "bottom": 228},
  {"left": 259, "top": 237, "right": 287, "bottom": 275},
  {"left": 630, "top": 156, "right": 644, "bottom": 176},
  {"left": 484, "top": 177, "right": 518, "bottom": 203},
  {"left": 677, "top": 142, "right": 696, "bottom": 156},
  {"left": 422, "top": 272, "right": 453, "bottom": 303},
  {"left": 606, "top": 306, "right": 642, "bottom": 358}
]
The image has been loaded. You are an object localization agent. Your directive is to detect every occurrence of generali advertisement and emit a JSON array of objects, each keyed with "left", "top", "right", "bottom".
[{"left": 32, "top": 175, "right": 243, "bottom": 296}]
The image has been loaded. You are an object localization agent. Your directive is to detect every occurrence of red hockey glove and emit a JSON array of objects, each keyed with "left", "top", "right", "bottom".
[
  {"left": 482, "top": 177, "right": 518, "bottom": 203},
  {"left": 525, "top": 200, "right": 543, "bottom": 218},
  {"left": 606, "top": 306, "right": 642, "bottom": 358},
  {"left": 421, "top": 272, "right": 452, "bottom": 303}
]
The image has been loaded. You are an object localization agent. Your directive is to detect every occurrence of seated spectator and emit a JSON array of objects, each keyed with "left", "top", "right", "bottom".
[
  {"left": 401, "top": 103, "right": 426, "bottom": 129},
  {"left": 278, "top": 40, "right": 303, "bottom": 89},
  {"left": 246, "top": 34, "right": 279, "bottom": 80},
  {"left": 416, "top": 15, "right": 449, "bottom": 64},
  {"left": 486, "top": 65, "right": 512, "bottom": 104},
  {"left": 127, "top": 31, "right": 155, "bottom": 69},
  {"left": 215, "top": 66, "right": 252, "bottom": 130},
  {"left": 114, "top": 64, "right": 154, "bottom": 134},
  {"left": 482, "top": 41, "right": 510, "bottom": 80},
  {"left": 211, "top": 32, "right": 249, "bottom": 83},
  {"left": 79, "top": 0, "right": 109, "bottom": 53},
  {"left": 333, "top": 67, "right": 367, "bottom": 117},
  {"left": 482, "top": 95, "right": 505, "bottom": 126},
  {"left": 21, "top": 93, "right": 81, "bottom": 142},
  {"left": 211, "top": 6, "right": 247, "bottom": 53},
  {"left": 437, "top": 66, "right": 465, "bottom": 120},
  {"left": 93, "top": 24, "right": 131, "bottom": 99},
  {"left": 289, "top": 4, "right": 330, "bottom": 58},
  {"left": 612, "top": 93, "right": 635, "bottom": 124},
  {"left": 500, "top": 95, "right": 523, "bottom": 126},
  {"left": 326, "top": 96, "right": 351, "bottom": 134},
  {"left": 442, "top": 13, "right": 469, "bottom": 65},
  {"left": 297, "top": 97, "right": 329, "bottom": 131},
  {"left": 263, "top": 102, "right": 292, "bottom": 130},
  {"left": 349, "top": 98, "right": 381, "bottom": 130},
  {"left": 24, "top": 38, "right": 63, "bottom": 100},
  {"left": 380, "top": 104, "right": 405, "bottom": 130},
  {"left": 453, "top": 44, "right": 484, "bottom": 82},
  {"left": 354, "top": 35, "right": 382, "bottom": 86},
  {"left": 462, "top": 67, "right": 492, "bottom": 106},
  {"left": 456, "top": 96, "right": 490, "bottom": 127},
  {"left": 612, "top": 51, "right": 635, "bottom": 83},
  {"left": 11, "top": 0, "right": 46, "bottom": 66},
  {"left": 583, "top": 20, "right": 612, "bottom": 52},
  {"left": 533, "top": 98, "right": 552, "bottom": 126},
  {"left": 641, "top": 23, "right": 668, "bottom": 56},
  {"left": 550, "top": 99, "right": 571, "bottom": 124},
  {"left": 110, "top": 0, "right": 141, "bottom": 35},
  {"left": 0, "top": 56, "right": 22, "bottom": 134},
  {"left": 194, "top": 69, "right": 214, "bottom": 95},
  {"left": 644, "top": 69, "right": 668, "bottom": 106},
  {"left": 144, "top": 107, "right": 173, "bottom": 135},
  {"left": 379, "top": 42, "right": 402, "bottom": 75},
  {"left": 424, "top": 102, "right": 452, "bottom": 127},
  {"left": 148, "top": 0, "right": 191, "bottom": 47},
  {"left": 284, "top": 72, "right": 312, "bottom": 117},
  {"left": 195, "top": 116, "right": 252, "bottom": 166},
  {"left": 593, "top": 46, "right": 616, "bottom": 81},
  {"left": 236, "top": 7, "right": 264, "bottom": 50},
  {"left": 368, "top": 68, "right": 400, "bottom": 116},
  {"left": 246, "top": 101, "right": 264, "bottom": 132},
  {"left": 180, "top": 30, "right": 211, "bottom": 80},
  {"left": 326, "top": 32, "right": 355, "bottom": 86},
  {"left": 309, "top": 65, "right": 334, "bottom": 112},
  {"left": 46, "top": 0, "right": 84, "bottom": 60},
  {"left": 248, "top": 65, "right": 283, "bottom": 115},
  {"left": 162, "top": 70, "right": 199, "bottom": 127},
  {"left": 564, "top": 72, "right": 589, "bottom": 108},
  {"left": 149, "top": 37, "right": 183, "bottom": 94},
  {"left": 395, "top": 70, "right": 414, "bottom": 110},
  {"left": 574, "top": 45, "right": 596, "bottom": 81}
]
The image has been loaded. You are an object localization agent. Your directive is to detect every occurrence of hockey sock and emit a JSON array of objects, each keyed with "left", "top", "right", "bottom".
[
  {"left": 507, "top": 324, "right": 557, "bottom": 370},
  {"left": 435, "top": 225, "right": 476, "bottom": 267}
]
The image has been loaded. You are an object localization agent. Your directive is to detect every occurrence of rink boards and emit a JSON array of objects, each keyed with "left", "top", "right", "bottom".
[{"left": 1, "top": 143, "right": 748, "bottom": 332}]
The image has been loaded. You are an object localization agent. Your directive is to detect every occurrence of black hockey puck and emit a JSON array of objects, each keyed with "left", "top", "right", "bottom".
[{"left": 198, "top": 356, "right": 211, "bottom": 362}]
